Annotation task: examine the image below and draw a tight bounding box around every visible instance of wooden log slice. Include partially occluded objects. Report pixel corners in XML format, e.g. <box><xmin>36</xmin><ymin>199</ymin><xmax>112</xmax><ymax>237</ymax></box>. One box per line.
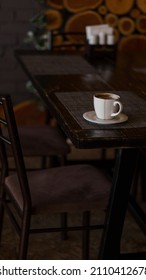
<box><xmin>46</xmin><ymin>0</ymin><xmax>64</xmax><ymax>9</ymax></box>
<box><xmin>119</xmin><ymin>35</ymin><xmax>146</xmax><ymax>52</ymax></box>
<box><xmin>137</xmin><ymin>0</ymin><xmax>146</xmax><ymax>14</ymax></box>
<box><xmin>130</xmin><ymin>8</ymin><xmax>141</xmax><ymax>18</ymax></box>
<box><xmin>98</xmin><ymin>5</ymin><xmax>108</xmax><ymax>15</ymax></box>
<box><xmin>65</xmin><ymin>11</ymin><xmax>103</xmax><ymax>43</ymax></box>
<box><xmin>45</xmin><ymin>9</ymin><xmax>63</xmax><ymax>30</ymax></box>
<box><xmin>105</xmin><ymin>0</ymin><xmax>134</xmax><ymax>15</ymax></box>
<box><xmin>64</xmin><ymin>0</ymin><xmax>103</xmax><ymax>13</ymax></box>
<box><xmin>118</xmin><ymin>17</ymin><xmax>135</xmax><ymax>35</ymax></box>
<box><xmin>136</xmin><ymin>15</ymin><xmax>146</xmax><ymax>33</ymax></box>
<box><xmin>105</xmin><ymin>13</ymin><xmax>118</xmax><ymax>26</ymax></box>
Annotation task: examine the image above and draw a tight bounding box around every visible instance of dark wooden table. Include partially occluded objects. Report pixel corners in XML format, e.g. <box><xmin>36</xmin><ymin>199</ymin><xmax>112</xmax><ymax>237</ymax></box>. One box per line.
<box><xmin>15</xmin><ymin>49</ymin><xmax>146</xmax><ymax>259</ymax></box>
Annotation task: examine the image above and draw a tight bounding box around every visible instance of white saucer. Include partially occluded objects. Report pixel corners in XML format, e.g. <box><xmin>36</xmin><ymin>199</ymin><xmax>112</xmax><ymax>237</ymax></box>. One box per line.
<box><xmin>83</xmin><ymin>111</ymin><xmax>128</xmax><ymax>124</ymax></box>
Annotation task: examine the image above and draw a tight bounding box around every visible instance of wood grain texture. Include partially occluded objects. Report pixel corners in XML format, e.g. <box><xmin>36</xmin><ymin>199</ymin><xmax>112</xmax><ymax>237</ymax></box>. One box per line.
<box><xmin>64</xmin><ymin>0</ymin><xmax>102</xmax><ymax>13</ymax></box>
<box><xmin>98</xmin><ymin>5</ymin><xmax>108</xmax><ymax>15</ymax></box>
<box><xmin>136</xmin><ymin>15</ymin><xmax>146</xmax><ymax>33</ymax></box>
<box><xmin>46</xmin><ymin>0</ymin><xmax>64</xmax><ymax>9</ymax></box>
<box><xmin>105</xmin><ymin>13</ymin><xmax>118</xmax><ymax>26</ymax></box>
<box><xmin>130</xmin><ymin>8</ymin><xmax>141</xmax><ymax>19</ymax></box>
<box><xmin>45</xmin><ymin>9</ymin><xmax>63</xmax><ymax>30</ymax></box>
<box><xmin>65</xmin><ymin>11</ymin><xmax>103</xmax><ymax>31</ymax></box>
<box><xmin>118</xmin><ymin>17</ymin><xmax>135</xmax><ymax>35</ymax></box>
<box><xmin>119</xmin><ymin>34</ymin><xmax>146</xmax><ymax>51</ymax></box>
<box><xmin>137</xmin><ymin>0</ymin><xmax>146</xmax><ymax>13</ymax></box>
<box><xmin>105</xmin><ymin>0</ymin><xmax>134</xmax><ymax>15</ymax></box>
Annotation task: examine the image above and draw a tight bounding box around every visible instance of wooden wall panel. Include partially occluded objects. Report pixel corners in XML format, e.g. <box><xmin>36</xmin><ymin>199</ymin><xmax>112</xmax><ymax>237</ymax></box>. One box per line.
<box><xmin>44</xmin><ymin>0</ymin><xmax>146</xmax><ymax>51</ymax></box>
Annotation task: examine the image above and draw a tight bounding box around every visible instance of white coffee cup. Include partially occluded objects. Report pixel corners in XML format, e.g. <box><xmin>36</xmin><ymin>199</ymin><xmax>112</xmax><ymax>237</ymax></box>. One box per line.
<box><xmin>94</xmin><ymin>92</ymin><xmax>123</xmax><ymax>120</ymax></box>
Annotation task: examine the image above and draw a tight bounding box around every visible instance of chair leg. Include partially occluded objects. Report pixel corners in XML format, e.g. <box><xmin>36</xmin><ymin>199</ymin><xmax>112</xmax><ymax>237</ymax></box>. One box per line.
<box><xmin>139</xmin><ymin>152</ymin><xmax>146</xmax><ymax>201</ymax></box>
<box><xmin>60</xmin><ymin>156</ymin><xmax>68</xmax><ymax>240</ymax></box>
<box><xmin>18</xmin><ymin>213</ymin><xmax>31</xmax><ymax>259</ymax></box>
<box><xmin>0</xmin><ymin>194</ymin><xmax>5</xmax><ymax>242</ymax></box>
<box><xmin>130</xmin><ymin>156</ymin><xmax>140</xmax><ymax>198</ymax></box>
<box><xmin>82</xmin><ymin>211</ymin><xmax>90</xmax><ymax>260</ymax></box>
<box><xmin>61</xmin><ymin>212</ymin><xmax>68</xmax><ymax>240</ymax></box>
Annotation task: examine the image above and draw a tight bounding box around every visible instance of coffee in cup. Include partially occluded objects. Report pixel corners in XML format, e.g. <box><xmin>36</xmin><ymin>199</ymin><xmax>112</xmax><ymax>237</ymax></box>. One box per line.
<box><xmin>94</xmin><ymin>92</ymin><xmax>123</xmax><ymax>120</ymax></box>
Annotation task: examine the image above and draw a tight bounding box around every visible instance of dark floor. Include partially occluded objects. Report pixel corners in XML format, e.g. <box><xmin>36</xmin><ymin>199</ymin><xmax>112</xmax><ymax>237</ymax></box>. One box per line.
<box><xmin>0</xmin><ymin>152</ymin><xmax>146</xmax><ymax>260</ymax></box>
<box><xmin>1</xmin><ymin>205</ymin><xmax>146</xmax><ymax>260</ymax></box>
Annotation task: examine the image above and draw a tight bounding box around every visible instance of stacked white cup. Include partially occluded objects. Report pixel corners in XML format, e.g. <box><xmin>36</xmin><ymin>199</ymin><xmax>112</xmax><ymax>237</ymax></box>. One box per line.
<box><xmin>85</xmin><ymin>24</ymin><xmax>115</xmax><ymax>46</ymax></box>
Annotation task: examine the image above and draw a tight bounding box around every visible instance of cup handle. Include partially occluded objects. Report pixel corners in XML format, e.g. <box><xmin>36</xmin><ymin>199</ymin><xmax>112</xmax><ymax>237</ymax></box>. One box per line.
<box><xmin>111</xmin><ymin>101</ymin><xmax>123</xmax><ymax>117</ymax></box>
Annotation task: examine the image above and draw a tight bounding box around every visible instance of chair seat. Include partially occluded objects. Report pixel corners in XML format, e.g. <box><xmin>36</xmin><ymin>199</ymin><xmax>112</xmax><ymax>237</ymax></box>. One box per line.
<box><xmin>5</xmin><ymin>164</ymin><xmax>111</xmax><ymax>214</ymax></box>
<box><xmin>3</xmin><ymin>125</ymin><xmax>70</xmax><ymax>156</ymax></box>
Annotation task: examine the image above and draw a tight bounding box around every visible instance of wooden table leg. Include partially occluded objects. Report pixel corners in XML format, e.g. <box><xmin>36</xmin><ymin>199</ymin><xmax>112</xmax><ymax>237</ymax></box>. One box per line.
<box><xmin>98</xmin><ymin>148</ymin><xmax>139</xmax><ymax>259</ymax></box>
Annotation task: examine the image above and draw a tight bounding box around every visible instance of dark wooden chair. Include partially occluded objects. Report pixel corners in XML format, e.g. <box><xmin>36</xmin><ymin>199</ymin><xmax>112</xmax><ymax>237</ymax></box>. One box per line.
<box><xmin>3</xmin><ymin>124</ymin><xmax>70</xmax><ymax>169</ymax></box>
<box><xmin>1</xmin><ymin>99</ymin><xmax>70</xmax><ymax>242</ymax></box>
<box><xmin>1</xmin><ymin>98</ymin><xmax>70</xmax><ymax>169</ymax></box>
<box><xmin>0</xmin><ymin>95</ymin><xmax>111</xmax><ymax>259</ymax></box>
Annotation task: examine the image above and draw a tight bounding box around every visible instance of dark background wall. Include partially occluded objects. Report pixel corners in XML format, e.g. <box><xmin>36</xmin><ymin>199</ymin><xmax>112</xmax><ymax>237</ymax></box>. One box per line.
<box><xmin>0</xmin><ymin>0</ymin><xmax>38</xmax><ymax>105</ymax></box>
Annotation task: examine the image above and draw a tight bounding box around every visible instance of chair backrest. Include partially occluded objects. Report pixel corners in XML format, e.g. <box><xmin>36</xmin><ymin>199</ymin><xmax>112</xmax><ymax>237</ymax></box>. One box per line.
<box><xmin>0</xmin><ymin>95</ymin><xmax>31</xmax><ymax>211</ymax></box>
